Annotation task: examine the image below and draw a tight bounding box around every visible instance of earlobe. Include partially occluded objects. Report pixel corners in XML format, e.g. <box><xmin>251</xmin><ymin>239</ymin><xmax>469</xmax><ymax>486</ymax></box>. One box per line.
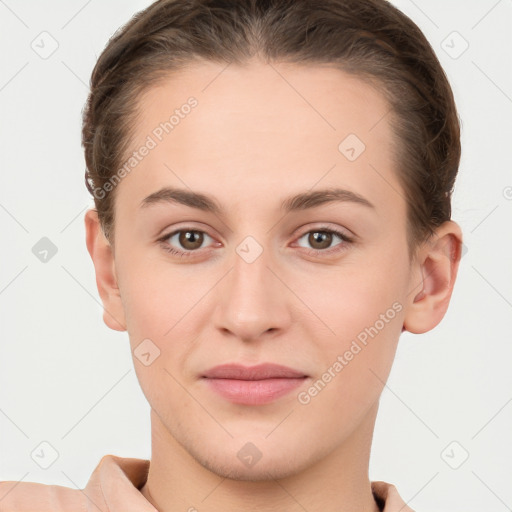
<box><xmin>84</xmin><ymin>208</ymin><xmax>127</xmax><ymax>332</ymax></box>
<box><xmin>403</xmin><ymin>221</ymin><xmax>463</xmax><ymax>334</ymax></box>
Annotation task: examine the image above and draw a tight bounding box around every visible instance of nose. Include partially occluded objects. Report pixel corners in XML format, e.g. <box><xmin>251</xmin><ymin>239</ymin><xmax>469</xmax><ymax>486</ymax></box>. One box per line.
<box><xmin>212</xmin><ymin>241</ymin><xmax>292</xmax><ymax>342</ymax></box>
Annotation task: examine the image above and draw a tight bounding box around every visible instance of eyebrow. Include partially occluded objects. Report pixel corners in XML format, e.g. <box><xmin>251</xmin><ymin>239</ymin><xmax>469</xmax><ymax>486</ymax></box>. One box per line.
<box><xmin>139</xmin><ymin>186</ymin><xmax>375</xmax><ymax>214</ymax></box>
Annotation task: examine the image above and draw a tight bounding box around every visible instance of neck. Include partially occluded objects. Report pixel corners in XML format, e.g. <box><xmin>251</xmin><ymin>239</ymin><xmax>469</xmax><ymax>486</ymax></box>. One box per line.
<box><xmin>140</xmin><ymin>402</ymin><xmax>381</xmax><ymax>512</ymax></box>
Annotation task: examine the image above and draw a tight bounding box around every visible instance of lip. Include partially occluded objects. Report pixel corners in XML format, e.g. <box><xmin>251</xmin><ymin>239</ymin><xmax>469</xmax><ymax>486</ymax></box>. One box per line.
<box><xmin>202</xmin><ymin>363</ymin><xmax>307</xmax><ymax>380</ymax></box>
<box><xmin>201</xmin><ymin>363</ymin><xmax>308</xmax><ymax>405</ymax></box>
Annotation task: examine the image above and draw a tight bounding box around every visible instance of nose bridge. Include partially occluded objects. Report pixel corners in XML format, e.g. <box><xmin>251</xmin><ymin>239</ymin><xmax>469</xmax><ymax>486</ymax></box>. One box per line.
<box><xmin>232</xmin><ymin>238</ymin><xmax>271</xmax><ymax>296</ymax></box>
<box><xmin>213</xmin><ymin>234</ymin><xmax>290</xmax><ymax>340</ymax></box>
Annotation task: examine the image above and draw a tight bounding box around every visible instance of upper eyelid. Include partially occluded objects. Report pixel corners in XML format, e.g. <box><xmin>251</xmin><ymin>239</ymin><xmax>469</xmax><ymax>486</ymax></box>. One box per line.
<box><xmin>159</xmin><ymin>225</ymin><xmax>353</xmax><ymax>250</ymax></box>
<box><xmin>160</xmin><ymin>228</ymin><xmax>215</xmax><ymax>246</ymax></box>
<box><xmin>160</xmin><ymin>224</ymin><xmax>350</xmax><ymax>239</ymax></box>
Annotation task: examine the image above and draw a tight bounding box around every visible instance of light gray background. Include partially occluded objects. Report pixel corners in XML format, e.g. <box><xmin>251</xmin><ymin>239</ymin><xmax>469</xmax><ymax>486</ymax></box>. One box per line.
<box><xmin>0</xmin><ymin>1</ymin><xmax>511</xmax><ymax>511</ymax></box>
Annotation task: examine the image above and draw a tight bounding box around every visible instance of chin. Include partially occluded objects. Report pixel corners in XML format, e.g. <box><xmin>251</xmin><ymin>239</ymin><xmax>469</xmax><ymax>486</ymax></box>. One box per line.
<box><xmin>200</xmin><ymin>455</ymin><xmax>304</xmax><ymax>482</ymax></box>
<box><xmin>190</xmin><ymin>434</ymin><xmax>326</xmax><ymax>482</ymax></box>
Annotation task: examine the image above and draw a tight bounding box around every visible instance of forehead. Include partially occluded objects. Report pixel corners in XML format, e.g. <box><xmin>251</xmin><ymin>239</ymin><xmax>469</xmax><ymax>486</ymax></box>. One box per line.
<box><xmin>134</xmin><ymin>60</ymin><xmax>392</xmax><ymax>151</ymax></box>
<box><xmin>117</xmin><ymin>60</ymin><xmax>400</xmax><ymax>217</ymax></box>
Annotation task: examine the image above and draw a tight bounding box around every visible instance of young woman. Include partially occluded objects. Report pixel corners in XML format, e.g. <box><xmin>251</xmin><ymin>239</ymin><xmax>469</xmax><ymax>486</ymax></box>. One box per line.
<box><xmin>0</xmin><ymin>0</ymin><xmax>463</xmax><ymax>510</ymax></box>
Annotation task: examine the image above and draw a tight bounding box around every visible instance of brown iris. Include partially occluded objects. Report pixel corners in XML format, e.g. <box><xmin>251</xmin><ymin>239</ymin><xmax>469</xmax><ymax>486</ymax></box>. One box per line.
<box><xmin>308</xmin><ymin>231</ymin><xmax>333</xmax><ymax>250</ymax></box>
<box><xmin>178</xmin><ymin>230</ymin><xmax>204</xmax><ymax>250</ymax></box>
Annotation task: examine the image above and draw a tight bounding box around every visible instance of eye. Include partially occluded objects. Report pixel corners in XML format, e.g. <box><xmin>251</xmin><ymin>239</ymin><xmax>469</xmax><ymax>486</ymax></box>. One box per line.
<box><xmin>295</xmin><ymin>227</ymin><xmax>353</xmax><ymax>255</ymax></box>
<box><xmin>157</xmin><ymin>229</ymin><xmax>216</xmax><ymax>257</ymax></box>
<box><xmin>157</xmin><ymin>225</ymin><xmax>354</xmax><ymax>259</ymax></box>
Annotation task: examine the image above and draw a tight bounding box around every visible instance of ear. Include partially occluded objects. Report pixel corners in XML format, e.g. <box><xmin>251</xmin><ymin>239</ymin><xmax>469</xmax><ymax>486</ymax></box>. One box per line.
<box><xmin>84</xmin><ymin>208</ymin><xmax>127</xmax><ymax>332</ymax></box>
<box><xmin>403</xmin><ymin>220</ymin><xmax>463</xmax><ymax>334</ymax></box>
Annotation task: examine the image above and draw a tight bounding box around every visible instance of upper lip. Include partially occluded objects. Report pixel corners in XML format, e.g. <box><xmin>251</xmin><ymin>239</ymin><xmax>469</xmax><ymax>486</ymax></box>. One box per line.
<box><xmin>202</xmin><ymin>363</ymin><xmax>307</xmax><ymax>380</ymax></box>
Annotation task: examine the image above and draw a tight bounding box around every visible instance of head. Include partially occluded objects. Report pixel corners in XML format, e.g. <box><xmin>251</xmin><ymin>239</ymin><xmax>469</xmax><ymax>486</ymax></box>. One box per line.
<box><xmin>83</xmin><ymin>0</ymin><xmax>462</xmax><ymax>480</ymax></box>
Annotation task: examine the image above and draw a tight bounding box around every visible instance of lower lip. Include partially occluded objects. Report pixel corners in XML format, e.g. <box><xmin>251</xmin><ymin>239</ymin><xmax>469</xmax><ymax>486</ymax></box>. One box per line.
<box><xmin>203</xmin><ymin>377</ymin><xmax>307</xmax><ymax>405</ymax></box>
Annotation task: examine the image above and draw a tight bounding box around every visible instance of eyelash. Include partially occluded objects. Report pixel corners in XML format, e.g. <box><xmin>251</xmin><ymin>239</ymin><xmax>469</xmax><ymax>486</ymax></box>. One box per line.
<box><xmin>157</xmin><ymin>226</ymin><xmax>354</xmax><ymax>259</ymax></box>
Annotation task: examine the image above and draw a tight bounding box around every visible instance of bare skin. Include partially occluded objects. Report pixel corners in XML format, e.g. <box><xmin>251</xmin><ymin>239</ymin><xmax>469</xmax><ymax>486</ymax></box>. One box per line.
<box><xmin>85</xmin><ymin>60</ymin><xmax>462</xmax><ymax>512</ymax></box>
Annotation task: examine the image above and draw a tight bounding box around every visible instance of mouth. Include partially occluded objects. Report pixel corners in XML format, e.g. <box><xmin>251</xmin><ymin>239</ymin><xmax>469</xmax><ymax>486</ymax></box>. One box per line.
<box><xmin>201</xmin><ymin>363</ymin><xmax>309</xmax><ymax>405</ymax></box>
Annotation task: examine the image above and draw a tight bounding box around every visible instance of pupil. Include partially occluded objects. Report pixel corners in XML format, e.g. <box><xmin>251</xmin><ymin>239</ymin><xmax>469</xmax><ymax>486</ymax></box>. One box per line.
<box><xmin>310</xmin><ymin>231</ymin><xmax>331</xmax><ymax>249</ymax></box>
<box><xmin>180</xmin><ymin>231</ymin><xmax>203</xmax><ymax>249</ymax></box>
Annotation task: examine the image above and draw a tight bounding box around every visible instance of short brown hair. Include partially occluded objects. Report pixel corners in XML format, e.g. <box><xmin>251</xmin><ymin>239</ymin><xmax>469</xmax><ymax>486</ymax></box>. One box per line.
<box><xmin>82</xmin><ymin>0</ymin><xmax>461</xmax><ymax>253</ymax></box>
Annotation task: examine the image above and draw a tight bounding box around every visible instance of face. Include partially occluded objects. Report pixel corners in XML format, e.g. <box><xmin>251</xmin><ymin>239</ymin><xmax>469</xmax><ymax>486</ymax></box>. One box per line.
<box><xmin>106</xmin><ymin>60</ymin><xmax>416</xmax><ymax>480</ymax></box>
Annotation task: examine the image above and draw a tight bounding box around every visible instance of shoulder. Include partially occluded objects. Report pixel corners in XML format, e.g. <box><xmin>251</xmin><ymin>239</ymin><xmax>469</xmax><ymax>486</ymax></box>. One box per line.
<box><xmin>0</xmin><ymin>455</ymin><xmax>115</xmax><ymax>511</ymax></box>
<box><xmin>0</xmin><ymin>480</ymin><xmax>86</xmax><ymax>511</ymax></box>
<box><xmin>0</xmin><ymin>454</ymin><xmax>149</xmax><ymax>512</ymax></box>
<box><xmin>371</xmin><ymin>480</ymin><xmax>415</xmax><ymax>512</ymax></box>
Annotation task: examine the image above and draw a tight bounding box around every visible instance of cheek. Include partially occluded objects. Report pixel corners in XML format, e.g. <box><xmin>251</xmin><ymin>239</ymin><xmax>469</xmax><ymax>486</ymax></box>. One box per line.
<box><xmin>302</xmin><ymin>253</ymin><xmax>405</xmax><ymax>333</ymax></box>
<box><xmin>116</xmin><ymin>253</ymin><xmax>216</xmax><ymax>387</ymax></box>
<box><xmin>117</xmin><ymin>265</ymin><xmax>200</xmax><ymax>411</ymax></box>
<box><xmin>118</xmin><ymin>278</ymin><xmax>169</xmax><ymax>341</ymax></box>
<box><xmin>294</xmin><ymin>276</ymin><xmax>405</xmax><ymax>429</ymax></box>
<box><xmin>296</xmin><ymin>248</ymin><xmax>408</xmax><ymax>385</ymax></box>
<box><xmin>116</xmin><ymin>247</ymin><xmax>200</xmax><ymax>336</ymax></box>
